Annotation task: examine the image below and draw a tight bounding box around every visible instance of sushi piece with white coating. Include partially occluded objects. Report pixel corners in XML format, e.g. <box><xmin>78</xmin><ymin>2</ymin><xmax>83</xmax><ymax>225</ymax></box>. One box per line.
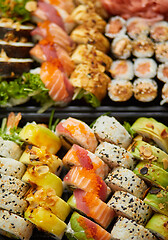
<box><xmin>111</xmin><ymin>35</ymin><xmax>132</xmax><ymax>59</ymax></box>
<box><xmin>108</xmin><ymin>79</ymin><xmax>133</xmax><ymax>102</ymax></box>
<box><xmin>110</xmin><ymin>60</ymin><xmax>134</xmax><ymax>80</ymax></box>
<box><xmin>134</xmin><ymin>58</ymin><xmax>157</xmax><ymax>79</ymax></box>
<box><xmin>155</xmin><ymin>41</ymin><xmax>168</xmax><ymax>62</ymax></box>
<box><xmin>105</xmin><ymin>167</ymin><xmax>147</xmax><ymax>199</ymax></box>
<box><xmin>157</xmin><ymin>63</ymin><xmax>168</xmax><ymax>83</ymax></box>
<box><xmin>95</xmin><ymin>141</ymin><xmax>136</xmax><ymax>170</ymax></box>
<box><xmin>150</xmin><ymin>21</ymin><xmax>168</xmax><ymax>42</ymax></box>
<box><xmin>0</xmin><ymin>137</ymin><xmax>23</xmax><ymax>160</ymax></box>
<box><xmin>92</xmin><ymin>115</ymin><xmax>132</xmax><ymax>149</ymax></box>
<box><xmin>0</xmin><ymin>157</ymin><xmax>26</xmax><ymax>179</ymax></box>
<box><xmin>132</xmin><ymin>37</ymin><xmax>154</xmax><ymax>58</ymax></box>
<box><xmin>133</xmin><ymin>78</ymin><xmax>158</xmax><ymax>102</ymax></box>
<box><xmin>161</xmin><ymin>83</ymin><xmax>168</xmax><ymax>105</ymax></box>
<box><xmin>105</xmin><ymin>16</ymin><xmax>126</xmax><ymax>39</ymax></box>
<box><xmin>107</xmin><ymin>191</ymin><xmax>152</xmax><ymax>226</ymax></box>
<box><xmin>111</xmin><ymin>217</ymin><xmax>157</xmax><ymax>240</ymax></box>
<box><xmin>0</xmin><ymin>209</ymin><xmax>34</xmax><ymax>240</ymax></box>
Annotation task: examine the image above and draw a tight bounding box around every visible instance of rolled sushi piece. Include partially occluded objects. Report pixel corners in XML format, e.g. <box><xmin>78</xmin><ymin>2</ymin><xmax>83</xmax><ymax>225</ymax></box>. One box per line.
<box><xmin>0</xmin><ymin>157</ymin><xmax>26</xmax><ymax>179</ymax></box>
<box><xmin>126</xmin><ymin>17</ymin><xmax>150</xmax><ymax>40</ymax></box>
<box><xmin>146</xmin><ymin>213</ymin><xmax>168</xmax><ymax>240</ymax></box>
<box><xmin>161</xmin><ymin>83</ymin><xmax>168</xmax><ymax>105</ymax></box>
<box><xmin>144</xmin><ymin>187</ymin><xmax>168</xmax><ymax>216</ymax></box>
<box><xmin>92</xmin><ymin>115</ymin><xmax>132</xmax><ymax>149</ymax></box>
<box><xmin>133</xmin><ymin>161</ymin><xmax>168</xmax><ymax>190</ymax></box>
<box><xmin>132</xmin><ymin>37</ymin><xmax>154</xmax><ymax>58</ymax></box>
<box><xmin>111</xmin><ymin>217</ymin><xmax>157</xmax><ymax>240</ymax></box>
<box><xmin>19</xmin><ymin>145</ymin><xmax>63</xmax><ymax>175</ymax></box>
<box><xmin>107</xmin><ymin>191</ymin><xmax>152</xmax><ymax>226</ymax></box>
<box><xmin>95</xmin><ymin>142</ymin><xmax>136</xmax><ymax>170</ymax></box>
<box><xmin>22</xmin><ymin>166</ymin><xmax>63</xmax><ymax>197</ymax></box>
<box><xmin>155</xmin><ymin>41</ymin><xmax>168</xmax><ymax>62</ymax></box>
<box><xmin>128</xmin><ymin>140</ymin><xmax>168</xmax><ymax>171</ymax></box>
<box><xmin>26</xmin><ymin>187</ymin><xmax>71</xmax><ymax>221</ymax></box>
<box><xmin>0</xmin><ymin>136</ymin><xmax>23</xmax><ymax>160</ymax></box>
<box><xmin>67</xmin><ymin>189</ymin><xmax>115</xmax><ymax>229</ymax></box>
<box><xmin>0</xmin><ymin>209</ymin><xmax>34</xmax><ymax>240</ymax></box>
<box><xmin>25</xmin><ymin>206</ymin><xmax>67</xmax><ymax>240</ymax></box>
<box><xmin>150</xmin><ymin>21</ymin><xmax>168</xmax><ymax>42</ymax></box>
<box><xmin>56</xmin><ymin>117</ymin><xmax>98</xmax><ymax>153</ymax></box>
<box><xmin>0</xmin><ymin>189</ymin><xmax>27</xmax><ymax>215</ymax></box>
<box><xmin>108</xmin><ymin>79</ymin><xmax>133</xmax><ymax>102</ymax></box>
<box><xmin>111</xmin><ymin>34</ymin><xmax>132</xmax><ymax>59</ymax></box>
<box><xmin>63</xmin><ymin>166</ymin><xmax>111</xmax><ymax>201</ymax></box>
<box><xmin>62</xmin><ymin>144</ymin><xmax>109</xmax><ymax>179</ymax></box>
<box><xmin>0</xmin><ymin>173</ymin><xmax>29</xmax><ymax>197</ymax></box>
<box><xmin>105</xmin><ymin>16</ymin><xmax>126</xmax><ymax>39</ymax></box>
<box><xmin>134</xmin><ymin>58</ymin><xmax>157</xmax><ymax>79</ymax></box>
<box><xmin>110</xmin><ymin>60</ymin><xmax>134</xmax><ymax>80</ymax></box>
<box><xmin>105</xmin><ymin>167</ymin><xmax>148</xmax><ymax>199</ymax></box>
<box><xmin>133</xmin><ymin>78</ymin><xmax>158</xmax><ymax>102</ymax></box>
<box><xmin>131</xmin><ymin>117</ymin><xmax>168</xmax><ymax>153</ymax></box>
<box><xmin>66</xmin><ymin>212</ymin><xmax>112</xmax><ymax>240</ymax></box>
<box><xmin>157</xmin><ymin>63</ymin><xmax>168</xmax><ymax>83</ymax></box>
<box><xmin>19</xmin><ymin>123</ymin><xmax>61</xmax><ymax>155</ymax></box>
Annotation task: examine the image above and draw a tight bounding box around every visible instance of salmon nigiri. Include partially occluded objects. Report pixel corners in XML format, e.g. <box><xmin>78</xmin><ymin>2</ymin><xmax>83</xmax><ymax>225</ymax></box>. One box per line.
<box><xmin>56</xmin><ymin>117</ymin><xmax>98</xmax><ymax>152</ymax></box>
<box><xmin>42</xmin><ymin>0</ymin><xmax>75</xmax><ymax>14</ymax></box>
<box><xmin>30</xmin><ymin>40</ymin><xmax>74</xmax><ymax>76</ymax></box>
<box><xmin>68</xmin><ymin>189</ymin><xmax>115</xmax><ymax>229</ymax></box>
<box><xmin>62</xmin><ymin>144</ymin><xmax>109</xmax><ymax>179</ymax></box>
<box><xmin>31</xmin><ymin>20</ymin><xmax>75</xmax><ymax>52</ymax></box>
<box><xmin>63</xmin><ymin>167</ymin><xmax>111</xmax><ymax>201</ymax></box>
<box><xmin>40</xmin><ymin>60</ymin><xmax>74</xmax><ymax>103</ymax></box>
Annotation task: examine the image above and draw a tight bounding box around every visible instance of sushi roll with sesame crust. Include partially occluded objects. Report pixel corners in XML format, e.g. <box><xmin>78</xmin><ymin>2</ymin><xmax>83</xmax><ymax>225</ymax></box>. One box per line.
<box><xmin>95</xmin><ymin>142</ymin><xmax>136</xmax><ymax>170</ymax></box>
<box><xmin>133</xmin><ymin>78</ymin><xmax>158</xmax><ymax>102</ymax></box>
<box><xmin>110</xmin><ymin>60</ymin><xmax>134</xmax><ymax>80</ymax></box>
<box><xmin>0</xmin><ymin>209</ymin><xmax>34</xmax><ymax>240</ymax></box>
<box><xmin>92</xmin><ymin>115</ymin><xmax>132</xmax><ymax>149</ymax></box>
<box><xmin>0</xmin><ymin>137</ymin><xmax>23</xmax><ymax>160</ymax></box>
<box><xmin>134</xmin><ymin>58</ymin><xmax>157</xmax><ymax>79</ymax></box>
<box><xmin>146</xmin><ymin>213</ymin><xmax>168</xmax><ymax>240</ymax></box>
<box><xmin>155</xmin><ymin>41</ymin><xmax>168</xmax><ymax>62</ymax></box>
<box><xmin>150</xmin><ymin>21</ymin><xmax>168</xmax><ymax>42</ymax></box>
<box><xmin>107</xmin><ymin>191</ymin><xmax>152</xmax><ymax>226</ymax></box>
<box><xmin>0</xmin><ymin>157</ymin><xmax>26</xmax><ymax>179</ymax></box>
<box><xmin>111</xmin><ymin>217</ymin><xmax>157</xmax><ymax>240</ymax></box>
<box><xmin>105</xmin><ymin>16</ymin><xmax>126</xmax><ymax>39</ymax></box>
<box><xmin>105</xmin><ymin>167</ymin><xmax>147</xmax><ymax>199</ymax></box>
<box><xmin>108</xmin><ymin>80</ymin><xmax>133</xmax><ymax>102</ymax></box>
<box><xmin>161</xmin><ymin>83</ymin><xmax>168</xmax><ymax>105</ymax></box>
<box><xmin>111</xmin><ymin>35</ymin><xmax>132</xmax><ymax>59</ymax></box>
<box><xmin>132</xmin><ymin>37</ymin><xmax>154</xmax><ymax>58</ymax></box>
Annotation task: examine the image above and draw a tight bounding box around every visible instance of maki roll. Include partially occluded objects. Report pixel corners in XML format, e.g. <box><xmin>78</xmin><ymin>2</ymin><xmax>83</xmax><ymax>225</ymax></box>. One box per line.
<box><xmin>126</xmin><ymin>17</ymin><xmax>150</xmax><ymax>40</ymax></box>
<box><xmin>67</xmin><ymin>189</ymin><xmax>115</xmax><ymax>229</ymax></box>
<box><xmin>133</xmin><ymin>161</ymin><xmax>168</xmax><ymax>190</ymax></box>
<box><xmin>134</xmin><ymin>58</ymin><xmax>157</xmax><ymax>79</ymax></box>
<box><xmin>157</xmin><ymin>63</ymin><xmax>168</xmax><ymax>83</ymax></box>
<box><xmin>105</xmin><ymin>16</ymin><xmax>126</xmax><ymax>39</ymax></box>
<box><xmin>133</xmin><ymin>78</ymin><xmax>158</xmax><ymax>102</ymax></box>
<box><xmin>95</xmin><ymin>141</ymin><xmax>136</xmax><ymax>170</ymax></box>
<box><xmin>111</xmin><ymin>35</ymin><xmax>132</xmax><ymax>59</ymax></box>
<box><xmin>155</xmin><ymin>41</ymin><xmax>168</xmax><ymax>62</ymax></box>
<box><xmin>132</xmin><ymin>37</ymin><xmax>154</xmax><ymax>58</ymax></box>
<box><xmin>62</xmin><ymin>144</ymin><xmax>109</xmax><ymax>179</ymax></box>
<box><xmin>66</xmin><ymin>212</ymin><xmax>112</xmax><ymax>240</ymax></box>
<box><xmin>63</xmin><ymin>167</ymin><xmax>111</xmax><ymax>201</ymax></box>
<box><xmin>108</xmin><ymin>191</ymin><xmax>152</xmax><ymax>225</ymax></box>
<box><xmin>111</xmin><ymin>217</ymin><xmax>157</xmax><ymax>240</ymax></box>
<box><xmin>92</xmin><ymin>115</ymin><xmax>132</xmax><ymax>149</ymax></box>
<box><xmin>150</xmin><ymin>21</ymin><xmax>168</xmax><ymax>42</ymax></box>
<box><xmin>108</xmin><ymin>79</ymin><xmax>133</xmax><ymax>102</ymax></box>
<box><xmin>56</xmin><ymin>117</ymin><xmax>98</xmax><ymax>152</ymax></box>
<box><xmin>144</xmin><ymin>187</ymin><xmax>168</xmax><ymax>216</ymax></box>
<box><xmin>105</xmin><ymin>167</ymin><xmax>147</xmax><ymax>199</ymax></box>
<box><xmin>146</xmin><ymin>213</ymin><xmax>168</xmax><ymax>240</ymax></box>
<box><xmin>110</xmin><ymin>60</ymin><xmax>134</xmax><ymax>80</ymax></box>
<box><xmin>161</xmin><ymin>83</ymin><xmax>168</xmax><ymax>105</ymax></box>
<box><xmin>0</xmin><ymin>209</ymin><xmax>34</xmax><ymax>240</ymax></box>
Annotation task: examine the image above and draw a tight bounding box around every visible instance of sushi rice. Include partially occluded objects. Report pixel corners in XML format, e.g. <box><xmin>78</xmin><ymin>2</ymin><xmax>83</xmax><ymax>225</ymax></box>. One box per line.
<box><xmin>111</xmin><ymin>34</ymin><xmax>132</xmax><ymax>59</ymax></box>
<box><xmin>105</xmin><ymin>16</ymin><xmax>126</xmax><ymax>39</ymax></box>
<box><xmin>134</xmin><ymin>58</ymin><xmax>157</xmax><ymax>79</ymax></box>
<box><xmin>110</xmin><ymin>60</ymin><xmax>134</xmax><ymax>80</ymax></box>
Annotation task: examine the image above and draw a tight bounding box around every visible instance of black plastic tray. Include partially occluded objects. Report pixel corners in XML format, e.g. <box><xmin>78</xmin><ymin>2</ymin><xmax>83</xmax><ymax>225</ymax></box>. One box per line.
<box><xmin>0</xmin><ymin>109</ymin><xmax>168</xmax><ymax>240</ymax></box>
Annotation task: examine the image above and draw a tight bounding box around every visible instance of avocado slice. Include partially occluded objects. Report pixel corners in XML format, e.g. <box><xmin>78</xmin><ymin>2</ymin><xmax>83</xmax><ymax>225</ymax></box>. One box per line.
<box><xmin>133</xmin><ymin>161</ymin><xmax>168</xmax><ymax>190</ymax></box>
<box><xmin>144</xmin><ymin>187</ymin><xmax>168</xmax><ymax>216</ymax></box>
<box><xmin>131</xmin><ymin>118</ymin><xmax>168</xmax><ymax>153</ymax></box>
<box><xmin>128</xmin><ymin>140</ymin><xmax>168</xmax><ymax>171</ymax></box>
<box><xmin>146</xmin><ymin>213</ymin><xmax>168</xmax><ymax>240</ymax></box>
<box><xmin>19</xmin><ymin>123</ymin><xmax>61</xmax><ymax>154</ymax></box>
<box><xmin>22</xmin><ymin>166</ymin><xmax>63</xmax><ymax>197</ymax></box>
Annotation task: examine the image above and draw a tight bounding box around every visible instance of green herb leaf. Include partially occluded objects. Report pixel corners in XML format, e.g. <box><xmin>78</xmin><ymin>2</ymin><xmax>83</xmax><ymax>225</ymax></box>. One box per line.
<box><xmin>74</xmin><ymin>88</ymin><xmax>100</xmax><ymax>108</ymax></box>
<box><xmin>123</xmin><ymin>121</ymin><xmax>136</xmax><ymax>137</ymax></box>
